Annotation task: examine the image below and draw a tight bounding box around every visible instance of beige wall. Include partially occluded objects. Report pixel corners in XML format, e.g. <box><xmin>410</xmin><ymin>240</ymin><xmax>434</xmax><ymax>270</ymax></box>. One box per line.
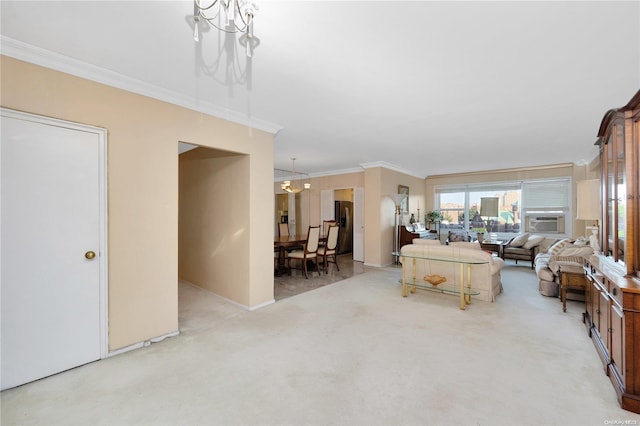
<box><xmin>376</xmin><ymin>168</ymin><xmax>425</xmax><ymax>266</ymax></box>
<box><xmin>179</xmin><ymin>148</ymin><xmax>251</xmax><ymax>303</ymax></box>
<box><xmin>425</xmin><ymin>162</ymin><xmax>597</xmax><ymax>239</ymax></box>
<box><xmin>273</xmin><ymin>168</ymin><xmax>425</xmax><ymax>267</ymax></box>
<box><xmin>1</xmin><ymin>56</ymin><xmax>275</xmax><ymax>350</ymax></box>
<box><xmin>273</xmin><ymin>171</ymin><xmax>365</xmax><ymax>234</ymax></box>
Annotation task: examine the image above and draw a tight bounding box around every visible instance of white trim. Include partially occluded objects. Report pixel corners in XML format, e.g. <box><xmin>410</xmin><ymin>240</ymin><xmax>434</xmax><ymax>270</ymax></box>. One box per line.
<box><xmin>248</xmin><ymin>299</ymin><xmax>276</xmax><ymax>311</ymax></box>
<box><xmin>107</xmin><ymin>331</ymin><xmax>180</xmax><ymax>357</ymax></box>
<box><xmin>360</xmin><ymin>161</ymin><xmax>424</xmax><ymax>179</ymax></box>
<box><xmin>273</xmin><ymin>162</ymin><xmax>424</xmax><ymax>183</ymax></box>
<box><xmin>1</xmin><ymin>36</ymin><xmax>283</xmax><ymax>135</ymax></box>
<box><xmin>0</xmin><ymin>107</ymin><xmax>110</xmax><ymax>360</ymax></box>
<box><xmin>180</xmin><ymin>279</ymin><xmax>275</xmax><ymax>311</ymax></box>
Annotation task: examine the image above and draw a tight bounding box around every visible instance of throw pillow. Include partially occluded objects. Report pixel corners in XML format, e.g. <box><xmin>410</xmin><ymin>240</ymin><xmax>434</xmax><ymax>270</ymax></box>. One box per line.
<box><xmin>523</xmin><ymin>235</ymin><xmax>545</xmax><ymax>249</ymax></box>
<box><xmin>554</xmin><ymin>245</ymin><xmax>593</xmax><ymax>258</ymax></box>
<box><xmin>448</xmin><ymin>231</ymin><xmax>468</xmax><ymax>242</ymax></box>
<box><xmin>538</xmin><ymin>238</ymin><xmax>560</xmax><ymax>253</ymax></box>
<box><xmin>547</xmin><ymin>238</ymin><xmax>571</xmax><ymax>256</ymax></box>
<box><xmin>509</xmin><ymin>233</ymin><xmax>529</xmax><ymax>247</ymax></box>
<box><xmin>573</xmin><ymin>237</ymin><xmax>589</xmax><ymax>247</ymax></box>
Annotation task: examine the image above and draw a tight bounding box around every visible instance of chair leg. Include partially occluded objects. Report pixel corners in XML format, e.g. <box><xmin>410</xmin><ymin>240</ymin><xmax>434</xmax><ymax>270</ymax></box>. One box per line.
<box><xmin>314</xmin><ymin>257</ymin><xmax>320</xmax><ymax>277</ymax></box>
<box><xmin>333</xmin><ymin>254</ymin><xmax>339</xmax><ymax>271</ymax></box>
<box><xmin>302</xmin><ymin>257</ymin><xmax>308</xmax><ymax>279</ymax></box>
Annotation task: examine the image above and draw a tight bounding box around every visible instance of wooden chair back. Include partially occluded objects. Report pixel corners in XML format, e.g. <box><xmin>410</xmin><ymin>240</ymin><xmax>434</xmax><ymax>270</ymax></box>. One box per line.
<box><xmin>305</xmin><ymin>226</ymin><xmax>321</xmax><ymax>253</ymax></box>
<box><xmin>325</xmin><ymin>225</ymin><xmax>340</xmax><ymax>251</ymax></box>
<box><xmin>322</xmin><ymin>220</ymin><xmax>337</xmax><ymax>236</ymax></box>
<box><xmin>278</xmin><ymin>222</ymin><xmax>290</xmax><ymax>237</ymax></box>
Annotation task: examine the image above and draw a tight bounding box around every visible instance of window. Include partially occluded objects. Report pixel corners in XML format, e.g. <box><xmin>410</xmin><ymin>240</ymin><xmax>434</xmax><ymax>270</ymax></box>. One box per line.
<box><xmin>435</xmin><ymin>178</ymin><xmax>570</xmax><ymax>238</ymax></box>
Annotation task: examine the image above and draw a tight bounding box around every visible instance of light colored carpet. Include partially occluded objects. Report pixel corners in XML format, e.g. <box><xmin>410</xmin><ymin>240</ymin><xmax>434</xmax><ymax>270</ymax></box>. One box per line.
<box><xmin>2</xmin><ymin>264</ymin><xmax>640</xmax><ymax>426</ymax></box>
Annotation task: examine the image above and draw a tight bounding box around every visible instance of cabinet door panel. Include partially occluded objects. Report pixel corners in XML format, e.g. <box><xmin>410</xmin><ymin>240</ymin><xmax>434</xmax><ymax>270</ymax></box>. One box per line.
<box><xmin>600</xmin><ymin>290</ymin><xmax>610</xmax><ymax>349</ymax></box>
<box><xmin>592</xmin><ymin>281</ymin><xmax>602</xmax><ymax>335</ymax></box>
<box><xmin>611</xmin><ymin>303</ymin><xmax>624</xmax><ymax>383</ymax></box>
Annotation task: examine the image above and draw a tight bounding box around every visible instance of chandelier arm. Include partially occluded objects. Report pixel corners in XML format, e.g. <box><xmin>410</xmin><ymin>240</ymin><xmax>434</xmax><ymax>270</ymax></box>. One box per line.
<box><xmin>195</xmin><ymin>0</ymin><xmax>222</xmax><ymax>12</ymax></box>
<box><xmin>197</xmin><ymin>3</ymin><xmax>252</xmax><ymax>33</ymax></box>
<box><xmin>233</xmin><ymin>2</ymin><xmax>251</xmax><ymax>28</ymax></box>
<box><xmin>202</xmin><ymin>20</ymin><xmax>249</xmax><ymax>34</ymax></box>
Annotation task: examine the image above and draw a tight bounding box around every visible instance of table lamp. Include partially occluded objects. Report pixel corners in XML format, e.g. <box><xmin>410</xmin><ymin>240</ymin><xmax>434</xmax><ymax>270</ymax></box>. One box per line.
<box><xmin>576</xmin><ymin>179</ymin><xmax>600</xmax><ymax>252</ymax></box>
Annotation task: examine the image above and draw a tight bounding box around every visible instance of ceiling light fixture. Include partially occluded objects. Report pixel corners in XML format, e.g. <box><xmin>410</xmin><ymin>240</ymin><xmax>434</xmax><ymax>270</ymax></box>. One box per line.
<box><xmin>193</xmin><ymin>0</ymin><xmax>259</xmax><ymax>57</ymax></box>
<box><xmin>281</xmin><ymin>158</ymin><xmax>311</xmax><ymax>194</ymax></box>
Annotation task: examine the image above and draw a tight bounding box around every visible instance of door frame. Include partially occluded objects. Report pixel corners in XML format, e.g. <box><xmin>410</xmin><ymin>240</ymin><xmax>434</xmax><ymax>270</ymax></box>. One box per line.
<box><xmin>320</xmin><ymin>187</ymin><xmax>364</xmax><ymax>262</ymax></box>
<box><xmin>1</xmin><ymin>108</ymin><xmax>109</xmax><ymax>358</ymax></box>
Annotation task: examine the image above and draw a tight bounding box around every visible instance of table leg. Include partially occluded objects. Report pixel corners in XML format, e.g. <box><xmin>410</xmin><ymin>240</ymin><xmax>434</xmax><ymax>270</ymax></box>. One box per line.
<box><xmin>402</xmin><ymin>256</ymin><xmax>407</xmax><ymax>297</ymax></box>
<box><xmin>275</xmin><ymin>246</ymin><xmax>286</xmax><ymax>276</ymax></box>
<box><xmin>465</xmin><ymin>264</ymin><xmax>472</xmax><ymax>305</ymax></box>
<box><xmin>561</xmin><ymin>274</ymin><xmax>567</xmax><ymax>312</ymax></box>
<box><xmin>459</xmin><ymin>264</ymin><xmax>465</xmax><ymax>310</ymax></box>
<box><xmin>411</xmin><ymin>258</ymin><xmax>417</xmax><ymax>293</ymax></box>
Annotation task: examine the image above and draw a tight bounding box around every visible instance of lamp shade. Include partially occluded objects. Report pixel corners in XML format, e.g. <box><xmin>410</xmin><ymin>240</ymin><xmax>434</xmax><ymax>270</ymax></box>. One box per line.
<box><xmin>480</xmin><ymin>197</ymin><xmax>499</xmax><ymax>217</ymax></box>
<box><xmin>390</xmin><ymin>193</ymin><xmax>406</xmax><ymax>206</ymax></box>
<box><xmin>576</xmin><ymin>179</ymin><xmax>600</xmax><ymax>220</ymax></box>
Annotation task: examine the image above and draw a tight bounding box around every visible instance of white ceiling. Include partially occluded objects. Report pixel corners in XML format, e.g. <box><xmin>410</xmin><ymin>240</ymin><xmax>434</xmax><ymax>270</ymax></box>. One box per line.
<box><xmin>2</xmin><ymin>1</ymin><xmax>639</xmax><ymax>179</ymax></box>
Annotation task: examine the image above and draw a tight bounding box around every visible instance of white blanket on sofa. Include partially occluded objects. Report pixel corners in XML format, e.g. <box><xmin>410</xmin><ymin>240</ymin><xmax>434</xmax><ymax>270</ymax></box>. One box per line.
<box><xmin>399</xmin><ymin>242</ymin><xmax>505</xmax><ymax>302</ymax></box>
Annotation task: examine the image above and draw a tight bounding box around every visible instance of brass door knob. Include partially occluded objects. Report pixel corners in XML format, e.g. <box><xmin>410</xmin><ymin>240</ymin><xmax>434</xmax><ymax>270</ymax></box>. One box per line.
<box><xmin>85</xmin><ymin>251</ymin><xmax>96</xmax><ymax>260</ymax></box>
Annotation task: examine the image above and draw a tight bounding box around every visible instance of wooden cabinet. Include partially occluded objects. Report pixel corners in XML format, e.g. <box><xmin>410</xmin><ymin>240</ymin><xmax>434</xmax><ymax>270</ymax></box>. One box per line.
<box><xmin>582</xmin><ymin>90</ymin><xmax>640</xmax><ymax>414</ymax></box>
<box><xmin>397</xmin><ymin>225</ymin><xmax>438</xmax><ymax>250</ymax></box>
<box><xmin>596</xmin><ymin>89</ymin><xmax>640</xmax><ymax>278</ymax></box>
<box><xmin>585</xmin><ymin>256</ymin><xmax>640</xmax><ymax>414</ymax></box>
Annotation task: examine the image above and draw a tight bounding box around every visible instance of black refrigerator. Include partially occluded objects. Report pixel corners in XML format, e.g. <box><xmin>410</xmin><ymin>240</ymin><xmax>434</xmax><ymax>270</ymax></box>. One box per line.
<box><xmin>334</xmin><ymin>200</ymin><xmax>353</xmax><ymax>254</ymax></box>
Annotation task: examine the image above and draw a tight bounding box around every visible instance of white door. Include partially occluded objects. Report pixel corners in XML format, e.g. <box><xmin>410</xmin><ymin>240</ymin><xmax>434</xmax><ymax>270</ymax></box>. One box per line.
<box><xmin>320</xmin><ymin>189</ymin><xmax>335</xmax><ymax>222</ymax></box>
<box><xmin>1</xmin><ymin>109</ymin><xmax>107</xmax><ymax>390</ymax></box>
<box><xmin>353</xmin><ymin>187</ymin><xmax>364</xmax><ymax>262</ymax></box>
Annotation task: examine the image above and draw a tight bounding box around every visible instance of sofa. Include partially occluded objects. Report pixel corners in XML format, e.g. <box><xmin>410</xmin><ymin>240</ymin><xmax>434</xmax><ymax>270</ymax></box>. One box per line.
<box><xmin>534</xmin><ymin>237</ymin><xmax>593</xmax><ymax>297</ymax></box>
<box><xmin>400</xmin><ymin>239</ymin><xmax>505</xmax><ymax>302</ymax></box>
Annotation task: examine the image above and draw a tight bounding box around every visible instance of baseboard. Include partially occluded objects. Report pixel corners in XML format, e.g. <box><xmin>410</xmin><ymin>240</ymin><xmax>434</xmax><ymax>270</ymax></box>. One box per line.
<box><xmin>180</xmin><ymin>279</ymin><xmax>275</xmax><ymax>311</ymax></box>
<box><xmin>108</xmin><ymin>330</ymin><xmax>180</xmax><ymax>357</ymax></box>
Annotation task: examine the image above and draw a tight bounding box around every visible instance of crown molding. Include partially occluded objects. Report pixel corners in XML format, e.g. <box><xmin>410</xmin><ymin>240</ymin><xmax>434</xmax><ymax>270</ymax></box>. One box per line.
<box><xmin>0</xmin><ymin>36</ymin><xmax>283</xmax><ymax>135</ymax></box>
<box><xmin>309</xmin><ymin>167</ymin><xmax>365</xmax><ymax>179</ymax></box>
<box><xmin>425</xmin><ymin>162</ymin><xmax>574</xmax><ymax>180</ymax></box>
<box><xmin>360</xmin><ymin>161</ymin><xmax>424</xmax><ymax>179</ymax></box>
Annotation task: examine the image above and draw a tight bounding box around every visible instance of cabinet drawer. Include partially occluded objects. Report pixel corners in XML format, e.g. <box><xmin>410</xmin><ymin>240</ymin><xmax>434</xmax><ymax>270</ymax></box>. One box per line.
<box><xmin>610</xmin><ymin>283</ymin><xmax>623</xmax><ymax>307</ymax></box>
<box><xmin>563</xmin><ymin>272</ymin><xmax>587</xmax><ymax>288</ymax></box>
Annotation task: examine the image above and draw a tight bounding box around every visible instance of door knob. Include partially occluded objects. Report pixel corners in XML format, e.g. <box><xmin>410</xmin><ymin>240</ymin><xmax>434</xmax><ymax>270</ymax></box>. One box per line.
<box><xmin>85</xmin><ymin>251</ymin><xmax>96</xmax><ymax>260</ymax></box>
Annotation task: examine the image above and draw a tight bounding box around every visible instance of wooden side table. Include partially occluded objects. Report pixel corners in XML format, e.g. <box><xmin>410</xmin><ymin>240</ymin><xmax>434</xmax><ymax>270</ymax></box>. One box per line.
<box><xmin>480</xmin><ymin>241</ymin><xmax>504</xmax><ymax>257</ymax></box>
<box><xmin>559</xmin><ymin>267</ymin><xmax>587</xmax><ymax>312</ymax></box>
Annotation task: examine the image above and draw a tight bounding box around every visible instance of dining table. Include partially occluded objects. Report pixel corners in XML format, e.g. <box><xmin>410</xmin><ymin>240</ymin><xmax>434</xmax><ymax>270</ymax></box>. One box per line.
<box><xmin>274</xmin><ymin>234</ymin><xmax>326</xmax><ymax>276</ymax></box>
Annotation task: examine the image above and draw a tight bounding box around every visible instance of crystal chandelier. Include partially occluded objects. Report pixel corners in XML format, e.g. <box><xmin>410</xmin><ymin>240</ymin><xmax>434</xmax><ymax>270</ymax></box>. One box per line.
<box><xmin>281</xmin><ymin>158</ymin><xmax>311</xmax><ymax>194</ymax></box>
<box><xmin>193</xmin><ymin>0</ymin><xmax>259</xmax><ymax>57</ymax></box>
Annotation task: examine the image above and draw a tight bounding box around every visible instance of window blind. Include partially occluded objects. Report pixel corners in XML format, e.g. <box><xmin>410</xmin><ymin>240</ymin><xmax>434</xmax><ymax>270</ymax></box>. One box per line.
<box><xmin>522</xmin><ymin>179</ymin><xmax>570</xmax><ymax>210</ymax></box>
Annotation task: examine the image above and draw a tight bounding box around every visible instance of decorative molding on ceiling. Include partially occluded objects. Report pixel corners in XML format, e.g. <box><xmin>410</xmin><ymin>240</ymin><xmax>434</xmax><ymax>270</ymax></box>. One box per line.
<box><xmin>360</xmin><ymin>161</ymin><xmax>424</xmax><ymax>179</ymax></box>
<box><xmin>0</xmin><ymin>36</ymin><xmax>283</xmax><ymax>135</ymax></box>
<box><xmin>273</xmin><ymin>166</ymin><xmax>364</xmax><ymax>182</ymax></box>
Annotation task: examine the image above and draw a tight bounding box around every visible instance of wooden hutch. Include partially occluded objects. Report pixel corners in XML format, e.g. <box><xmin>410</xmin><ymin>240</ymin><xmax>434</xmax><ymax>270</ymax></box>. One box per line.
<box><xmin>583</xmin><ymin>89</ymin><xmax>640</xmax><ymax>414</ymax></box>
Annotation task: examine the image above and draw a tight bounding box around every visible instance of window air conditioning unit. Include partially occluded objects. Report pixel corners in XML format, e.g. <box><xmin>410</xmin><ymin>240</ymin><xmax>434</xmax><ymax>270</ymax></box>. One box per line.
<box><xmin>526</xmin><ymin>215</ymin><xmax>565</xmax><ymax>234</ymax></box>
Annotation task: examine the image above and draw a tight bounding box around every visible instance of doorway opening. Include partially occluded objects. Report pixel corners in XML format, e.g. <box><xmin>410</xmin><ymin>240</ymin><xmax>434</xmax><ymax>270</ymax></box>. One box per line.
<box><xmin>178</xmin><ymin>143</ymin><xmax>250</xmax><ymax>328</ymax></box>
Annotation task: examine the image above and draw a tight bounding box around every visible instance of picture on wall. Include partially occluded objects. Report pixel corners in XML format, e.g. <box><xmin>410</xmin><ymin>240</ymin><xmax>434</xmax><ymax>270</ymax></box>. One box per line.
<box><xmin>398</xmin><ymin>185</ymin><xmax>409</xmax><ymax>213</ymax></box>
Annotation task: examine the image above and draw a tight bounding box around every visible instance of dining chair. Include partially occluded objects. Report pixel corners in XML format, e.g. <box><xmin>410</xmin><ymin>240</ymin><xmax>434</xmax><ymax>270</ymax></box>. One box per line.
<box><xmin>322</xmin><ymin>220</ymin><xmax>337</xmax><ymax>236</ymax></box>
<box><xmin>317</xmin><ymin>224</ymin><xmax>340</xmax><ymax>274</ymax></box>
<box><xmin>278</xmin><ymin>222</ymin><xmax>290</xmax><ymax>237</ymax></box>
<box><xmin>319</xmin><ymin>220</ymin><xmax>337</xmax><ymax>248</ymax></box>
<box><xmin>287</xmin><ymin>226</ymin><xmax>321</xmax><ymax>278</ymax></box>
<box><xmin>279</xmin><ymin>221</ymin><xmax>303</xmax><ymax>254</ymax></box>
